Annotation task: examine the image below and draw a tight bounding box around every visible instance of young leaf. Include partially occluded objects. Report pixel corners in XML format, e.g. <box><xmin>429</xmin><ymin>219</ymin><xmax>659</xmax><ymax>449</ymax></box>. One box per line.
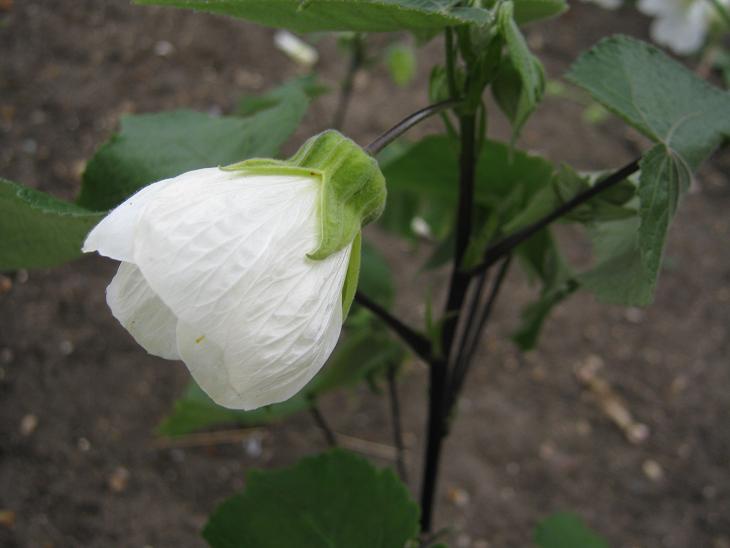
<box><xmin>203</xmin><ymin>450</ymin><xmax>419</xmax><ymax>548</ymax></box>
<box><xmin>79</xmin><ymin>88</ymin><xmax>309</xmax><ymax>211</ymax></box>
<box><xmin>567</xmin><ymin>35</ymin><xmax>730</xmax><ymax>169</ymax></box>
<box><xmin>135</xmin><ymin>0</ymin><xmax>491</xmax><ymax>33</ymax></box>
<box><xmin>512</xmin><ymin>0</ymin><xmax>567</xmax><ymax>24</ymax></box>
<box><xmin>637</xmin><ymin>144</ymin><xmax>691</xmax><ymax>296</ymax></box>
<box><xmin>0</xmin><ymin>178</ymin><xmax>103</xmax><ymax>271</ymax></box>
<box><xmin>386</xmin><ymin>43</ymin><xmax>417</xmax><ymax>87</ymax></box>
<box><xmin>534</xmin><ymin>512</ymin><xmax>609</xmax><ymax>548</ymax></box>
<box><xmin>496</xmin><ymin>2</ymin><xmax>545</xmax><ymax>141</ymax></box>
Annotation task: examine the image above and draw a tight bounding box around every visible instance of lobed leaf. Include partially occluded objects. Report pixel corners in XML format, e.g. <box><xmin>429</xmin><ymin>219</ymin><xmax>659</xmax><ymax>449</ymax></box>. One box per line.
<box><xmin>135</xmin><ymin>0</ymin><xmax>491</xmax><ymax>33</ymax></box>
<box><xmin>0</xmin><ymin>179</ymin><xmax>103</xmax><ymax>271</ymax></box>
<box><xmin>79</xmin><ymin>86</ymin><xmax>309</xmax><ymax>211</ymax></box>
<box><xmin>567</xmin><ymin>35</ymin><xmax>730</xmax><ymax>169</ymax></box>
<box><xmin>203</xmin><ymin>450</ymin><xmax>419</xmax><ymax>548</ymax></box>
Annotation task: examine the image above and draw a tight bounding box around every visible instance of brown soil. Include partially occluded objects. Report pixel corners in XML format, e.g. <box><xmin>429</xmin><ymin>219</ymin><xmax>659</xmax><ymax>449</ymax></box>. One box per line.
<box><xmin>1</xmin><ymin>2</ymin><xmax>729</xmax><ymax>547</ymax></box>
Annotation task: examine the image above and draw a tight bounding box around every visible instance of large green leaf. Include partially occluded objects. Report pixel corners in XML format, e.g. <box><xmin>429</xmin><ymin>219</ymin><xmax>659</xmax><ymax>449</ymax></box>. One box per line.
<box><xmin>158</xmin><ymin>325</ymin><xmax>405</xmax><ymax>436</ymax></box>
<box><xmin>203</xmin><ymin>450</ymin><xmax>419</xmax><ymax>548</ymax></box>
<box><xmin>579</xmin><ymin>216</ymin><xmax>652</xmax><ymax>305</ymax></box>
<box><xmin>0</xmin><ymin>179</ymin><xmax>103</xmax><ymax>271</ymax></box>
<box><xmin>577</xmin><ymin>148</ymin><xmax>687</xmax><ymax>307</ymax></box>
<box><xmin>534</xmin><ymin>512</ymin><xmax>609</xmax><ymax>548</ymax></box>
<box><xmin>381</xmin><ymin>136</ymin><xmax>555</xmax><ymax>218</ymax></box>
<box><xmin>78</xmin><ymin>88</ymin><xmax>309</xmax><ymax>211</ymax></box>
<box><xmin>637</xmin><ymin>144</ymin><xmax>691</xmax><ymax>296</ymax></box>
<box><xmin>135</xmin><ymin>0</ymin><xmax>491</xmax><ymax>33</ymax></box>
<box><xmin>567</xmin><ymin>35</ymin><xmax>730</xmax><ymax>169</ymax></box>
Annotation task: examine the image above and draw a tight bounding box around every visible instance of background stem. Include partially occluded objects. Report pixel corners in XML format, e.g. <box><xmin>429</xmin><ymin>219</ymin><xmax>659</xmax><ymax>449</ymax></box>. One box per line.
<box><xmin>309</xmin><ymin>405</ymin><xmax>337</xmax><ymax>447</ymax></box>
<box><xmin>333</xmin><ymin>34</ymin><xmax>364</xmax><ymax>131</ymax></box>
<box><xmin>387</xmin><ymin>365</ymin><xmax>408</xmax><ymax>483</ymax></box>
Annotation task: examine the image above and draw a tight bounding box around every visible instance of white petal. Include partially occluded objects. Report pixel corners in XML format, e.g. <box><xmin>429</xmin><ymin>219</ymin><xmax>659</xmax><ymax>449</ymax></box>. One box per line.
<box><xmin>133</xmin><ymin>170</ymin><xmax>352</xmax><ymax>409</ymax></box>
<box><xmin>82</xmin><ymin>168</ymin><xmax>220</xmax><ymax>261</ymax></box>
<box><xmin>106</xmin><ymin>262</ymin><xmax>180</xmax><ymax>360</ymax></box>
<box><xmin>651</xmin><ymin>9</ymin><xmax>708</xmax><ymax>55</ymax></box>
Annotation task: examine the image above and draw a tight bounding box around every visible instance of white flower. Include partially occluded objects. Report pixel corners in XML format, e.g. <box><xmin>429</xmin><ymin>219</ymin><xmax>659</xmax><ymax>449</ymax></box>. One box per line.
<box><xmin>274</xmin><ymin>31</ymin><xmax>319</xmax><ymax>67</ymax></box>
<box><xmin>638</xmin><ymin>0</ymin><xmax>714</xmax><ymax>55</ymax></box>
<box><xmin>83</xmin><ymin>167</ymin><xmax>353</xmax><ymax>410</ymax></box>
<box><xmin>580</xmin><ymin>0</ymin><xmax>623</xmax><ymax>10</ymax></box>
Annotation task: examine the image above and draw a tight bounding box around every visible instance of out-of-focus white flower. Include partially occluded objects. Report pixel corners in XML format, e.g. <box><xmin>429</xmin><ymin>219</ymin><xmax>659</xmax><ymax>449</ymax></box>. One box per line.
<box><xmin>274</xmin><ymin>31</ymin><xmax>319</xmax><ymax>67</ymax></box>
<box><xmin>410</xmin><ymin>216</ymin><xmax>433</xmax><ymax>239</ymax></box>
<box><xmin>580</xmin><ymin>0</ymin><xmax>623</xmax><ymax>10</ymax></box>
<box><xmin>84</xmin><ymin>131</ymin><xmax>385</xmax><ymax>411</ymax></box>
<box><xmin>638</xmin><ymin>0</ymin><xmax>715</xmax><ymax>55</ymax></box>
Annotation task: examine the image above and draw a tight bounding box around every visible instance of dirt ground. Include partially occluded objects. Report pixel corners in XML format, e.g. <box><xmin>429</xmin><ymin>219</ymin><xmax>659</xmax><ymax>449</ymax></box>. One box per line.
<box><xmin>1</xmin><ymin>1</ymin><xmax>729</xmax><ymax>547</ymax></box>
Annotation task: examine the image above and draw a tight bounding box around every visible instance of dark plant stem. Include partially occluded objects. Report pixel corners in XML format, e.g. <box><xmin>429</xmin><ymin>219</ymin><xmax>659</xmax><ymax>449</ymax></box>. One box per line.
<box><xmin>446</xmin><ymin>255</ymin><xmax>512</xmax><ymax>414</ymax></box>
<box><xmin>309</xmin><ymin>404</ymin><xmax>337</xmax><ymax>447</ymax></box>
<box><xmin>364</xmin><ymin>99</ymin><xmax>461</xmax><ymax>156</ymax></box>
<box><xmin>387</xmin><ymin>365</ymin><xmax>408</xmax><ymax>483</ymax></box>
<box><xmin>333</xmin><ymin>34</ymin><xmax>364</xmax><ymax>131</ymax></box>
<box><xmin>354</xmin><ymin>291</ymin><xmax>432</xmax><ymax>363</ymax></box>
<box><xmin>468</xmin><ymin>159</ymin><xmax>640</xmax><ymax>276</ymax></box>
<box><xmin>420</xmin><ymin>113</ymin><xmax>478</xmax><ymax>533</ymax></box>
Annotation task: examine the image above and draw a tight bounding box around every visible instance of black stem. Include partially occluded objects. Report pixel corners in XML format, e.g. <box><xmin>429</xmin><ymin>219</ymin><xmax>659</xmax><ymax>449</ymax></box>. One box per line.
<box><xmin>354</xmin><ymin>291</ymin><xmax>432</xmax><ymax>363</ymax></box>
<box><xmin>451</xmin><ymin>267</ymin><xmax>490</xmax><ymax>387</ymax></box>
<box><xmin>309</xmin><ymin>404</ymin><xmax>337</xmax><ymax>447</ymax></box>
<box><xmin>364</xmin><ymin>99</ymin><xmax>461</xmax><ymax>156</ymax></box>
<box><xmin>446</xmin><ymin>255</ymin><xmax>511</xmax><ymax>414</ymax></box>
<box><xmin>387</xmin><ymin>365</ymin><xmax>408</xmax><ymax>483</ymax></box>
<box><xmin>468</xmin><ymin>159</ymin><xmax>641</xmax><ymax>276</ymax></box>
<box><xmin>420</xmin><ymin>113</ymin><xmax>478</xmax><ymax>533</ymax></box>
<box><xmin>333</xmin><ymin>34</ymin><xmax>364</xmax><ymax>131</ymax></box>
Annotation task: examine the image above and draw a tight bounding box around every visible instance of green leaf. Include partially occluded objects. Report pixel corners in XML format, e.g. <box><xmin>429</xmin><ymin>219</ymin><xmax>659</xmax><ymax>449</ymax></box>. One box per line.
<box><xmin>79</xmin><ymin>90</ymin><xmax>309</xmax><ymax>211</ymax></box>
<box><xmin>386</xmin><ymin>43</ymin><xmax>417</xmax><ymax>87</ymax></box>
<box><xmin>203</xmin><ymin>450</ymin><xmax>419</xmax><ymax>548</ymax></box>
<box><xmin>579</xmin><ymin>216</ymin><xmax>652</xmax><ymax>306</ymax></box>
<box><xmin>0</xmin><ymin>178</ymin><xmax>103</xmax><ymax>271</ymax></box>
<box><xmin>497</xmin><ymin>2</ymin><xmax>545</xmax><ymax>141</ymax></box>
<box><xmin>158</xmin><ymin>324</ymin><xmax>404</xmax><ymax>436</ymax></box>
<box><xmin>534</xmin><ymin>512</ymin><xmax>609</xmax><ymax>548</ymax></box>
<box><xmin>567</xmin><ymin>35</ymin><xmax>730</xmax><ymax>169</ymax></box>
<box><xmin>511</xmin><ymin>0</ymin><xmax>567</xmax><ymax>24</ymax></box>
<box><xmin>381</xmin><ymin>136</ymin><xmax>555</xmax><ymax>218</ymax></box>
<box><xmin>513</xmin><ymin>278</ymin><xmax>577</xmax><ymax>350</ymax></box>
<box><xmin>135</xmin><ymin>0</ymin><xmax>491</xmax><ymax>33</ymax></box>
<box><xmin>637</xmin><ymin>144</ymin><xmax>691</xmax><ymax>297</ymax></box>
<box><xmin>237</xmin><ymin>75</ymin><xmax>328</xmax><ymax>116</ymax></box>
<box><xmin>359</xmin><ymin>240</ymin><xmax>395</xmax><ymax>308</ymax></box>
<box><xmin>512</xmin><ymin>228</ymin><xmax>575</xmax><ymax>350</ymax></box>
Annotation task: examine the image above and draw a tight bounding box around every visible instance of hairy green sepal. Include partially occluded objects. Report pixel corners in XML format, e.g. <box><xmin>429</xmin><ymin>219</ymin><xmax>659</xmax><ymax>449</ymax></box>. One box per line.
<box><xmin>225</xmin><ymin>130</ymin><xmax>385</xmax><ymax>318</ymax></box>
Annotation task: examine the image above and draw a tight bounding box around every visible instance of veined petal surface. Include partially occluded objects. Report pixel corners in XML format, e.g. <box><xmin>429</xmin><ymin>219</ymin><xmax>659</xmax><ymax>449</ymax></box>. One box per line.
<box><xmin>106</xmin><ymin>261</ymin><xmax>180</xmax><ymax>360</ymax></box>
<box><xmin>82</xmin><ymin>168</ymin><xmax>219</xmax><ymax>261</ymax></box>
<box><xmin>133</xmin><ymin>170</ymin><xmax>351</xmax><ymax>409</ymax></box>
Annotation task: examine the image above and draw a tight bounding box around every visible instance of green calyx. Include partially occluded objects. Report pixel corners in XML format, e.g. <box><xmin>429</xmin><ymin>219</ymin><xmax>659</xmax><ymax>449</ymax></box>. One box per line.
<box><xmin>224</xmin><ymin>130</ymin><xmax>386</xmax><ymax>320</ymax></box>
<box><xmin>225</xmin><ymin>129</ymin><xmax>386</xmax><ymax>260</ymax></box>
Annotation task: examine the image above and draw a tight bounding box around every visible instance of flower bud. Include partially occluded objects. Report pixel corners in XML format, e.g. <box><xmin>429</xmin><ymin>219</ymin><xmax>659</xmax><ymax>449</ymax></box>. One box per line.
<box><xmin>83</xmin><ymin>131</ymin><xmax>385</xmax><ymax>410</ymax></box>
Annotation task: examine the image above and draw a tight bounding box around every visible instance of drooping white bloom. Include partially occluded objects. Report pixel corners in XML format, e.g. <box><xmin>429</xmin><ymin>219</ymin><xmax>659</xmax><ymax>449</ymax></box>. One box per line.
<box><xmin>637</xmin><ymin>0</ymin><xmax>715</xmax><ymax>55</ymax></box>
<box><xmin>84</xmin><ymin>167</ymin><xmax>353</xmax><ymax>410</ymax></box>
